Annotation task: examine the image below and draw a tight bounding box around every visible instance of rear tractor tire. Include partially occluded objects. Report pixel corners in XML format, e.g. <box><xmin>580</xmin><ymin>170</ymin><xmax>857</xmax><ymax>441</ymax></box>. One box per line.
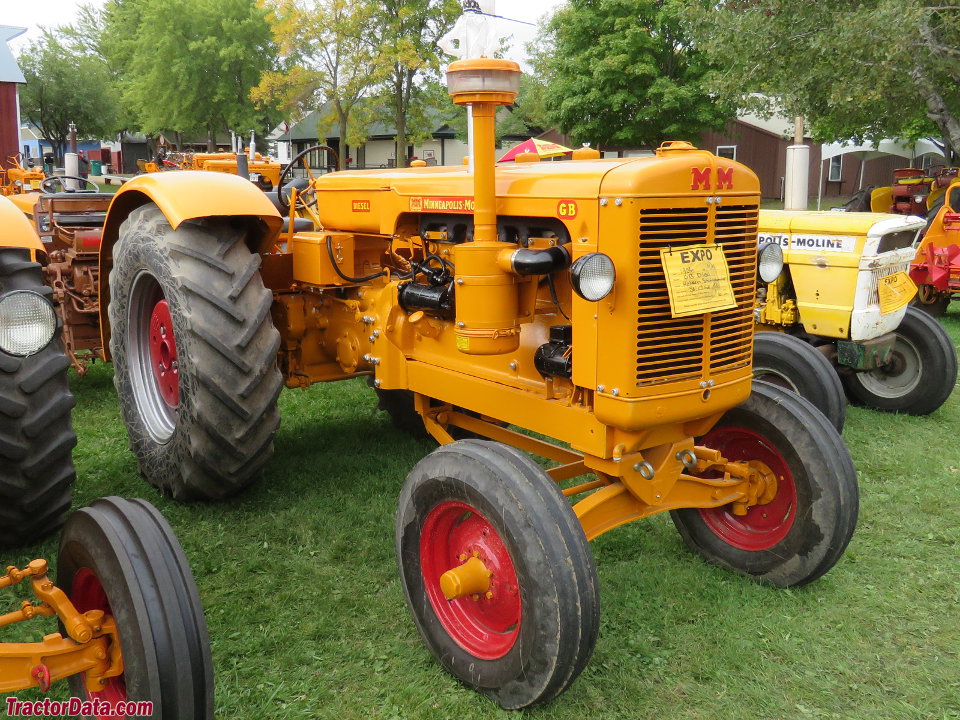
<box><xmin>0</xmin><ymin>248</ymin><xmax>77</xmax><ymax>548</ymax></box>
<box><xmin>671</xmin><ymin>382</ymin><xmax>858</xmax><ymax>588</ymax></box>
<box><xmin>58</xmin><ymin>497</ymin><xmax>213</xmax><ymax>719</ymax></box>
<box><xmin>753</xmin><ymin>331</ymin><xmax>846</xmax><ymax>431</ymax></box>
<box><xmin>843</xmin><ymin>306</ymin><xmax>957</xmax><ymax>415</ymax></box>
<box><xmin>109</xmin><ymin>204</ymin><xmax>283</xmax><ymax>500</ymax></box>
<box><xmin>396</xmin><ymin>440</ymin><xmax>600</xmax><ymax>709</ymax></box>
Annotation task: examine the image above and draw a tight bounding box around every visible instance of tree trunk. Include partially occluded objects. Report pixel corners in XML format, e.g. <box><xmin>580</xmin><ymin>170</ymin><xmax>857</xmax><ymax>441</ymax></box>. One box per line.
<box><xmin>394</xmin><ymin>75</ymin><xmax>406</xmax><ymax>167</ymax></box>
<box><xmin>911</xmin><ymin>66</ymin><xmax>960</xmax><ymax>159</ymax></box>
<box><xmin>206</xmin><ymin>130</ymin><xmax>215</xmax><ymax>153</ymax></box>
<box><xmin>336</xmin><ymin>102</ymin><xmax>348</xmax><ymax>171</ymax></box>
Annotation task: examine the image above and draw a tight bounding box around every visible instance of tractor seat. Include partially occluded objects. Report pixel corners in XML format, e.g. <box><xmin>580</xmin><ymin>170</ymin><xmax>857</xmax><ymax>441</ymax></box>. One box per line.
<box><xmin>264</xmin><ymin>188</ymin><xmax>315</xmax><ymax>233</ymax></box>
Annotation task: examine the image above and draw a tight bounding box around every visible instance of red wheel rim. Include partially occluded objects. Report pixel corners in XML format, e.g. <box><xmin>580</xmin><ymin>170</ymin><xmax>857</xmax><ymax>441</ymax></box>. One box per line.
<box><xmin>148</xmin><ymin>299</ymin><xmax>179</xmax><ymax>408</ymax></box>
<box><xmin>698</xmin><ymin>426</ymin><xmax>797</xmax><ymax>550</ymax></box>
<box><xmin>420</xmin><ymin>501</ymin><xmax>521</xmax><ymax>660</ymax></box>
<box><xmin>71</xmin><ymin>568</ymin><xmax>127</xmax><ymax>719</ymax></box>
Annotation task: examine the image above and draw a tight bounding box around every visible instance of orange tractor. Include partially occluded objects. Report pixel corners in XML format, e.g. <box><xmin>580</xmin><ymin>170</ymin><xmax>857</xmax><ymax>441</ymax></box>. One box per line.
<box><xmin>909</xmin><ymin>177</ymin><xmax>960</xmax><ymax>315</ymax></box>
<box><xmin>88</xmin><ymin>59</ymin><xmax>857</xmax><ymax>707</ymax></box>
<box><xmin>6</xmin><ymin>178</ymin><xmax>109</xmax><ymax>374</ymax></box>
<box><xmin>0</xmin><ymin>154</ymin><xmax>45</xmax><ymax>196</ymax></box>
<box><xmin>865</xmin><ymin>166</ymin><xmax>959</xmax><ymax>216</ymax></box>
<box><xmin>144</xmin><ymin>149</ymin><xmax>282</xmax><ymax>190</ymax></box>
<box><xmin>1</xmin><ymin>195</ymin><xmax>211</xmax><ymax>717</ymax></box>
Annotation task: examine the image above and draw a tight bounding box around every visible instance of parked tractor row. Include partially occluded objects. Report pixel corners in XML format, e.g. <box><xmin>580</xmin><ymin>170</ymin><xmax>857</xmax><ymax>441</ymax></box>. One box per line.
<box><xmin>77</xmin><ymin>58</ymin><xmax>864</xmax><ymax>707</ymax></box>
<box><xmin>3</xmin><ymin>59</ymin><xmax>957</xmax><ymax>709</ymax></box>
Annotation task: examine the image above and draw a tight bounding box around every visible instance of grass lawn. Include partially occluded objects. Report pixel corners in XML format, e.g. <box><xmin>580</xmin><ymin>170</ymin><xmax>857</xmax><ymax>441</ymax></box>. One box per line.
<box><xmin>4</xmin><ymin>313</ymin><xmax>960</xmax><ymax>719</ymax></box>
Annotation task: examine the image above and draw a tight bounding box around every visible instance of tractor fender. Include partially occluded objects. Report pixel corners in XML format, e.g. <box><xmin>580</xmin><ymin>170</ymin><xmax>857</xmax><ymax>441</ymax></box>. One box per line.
<box><xmin>0</xmin><ymin>195</ymin><xmax>44</xmax><ymax>253</ymax></box>
<box><xmin>98</xmin><ymin>171</ymin><xmax>283</xmax><ymax>361</ymax></box>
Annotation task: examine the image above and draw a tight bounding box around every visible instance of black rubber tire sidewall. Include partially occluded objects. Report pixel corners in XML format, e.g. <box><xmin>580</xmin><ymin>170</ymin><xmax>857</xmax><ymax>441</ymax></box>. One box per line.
<box><xmin>844</xmin><ymin>306</ymin><xmax>958</xmax><ymax>415</ymax></box>
<box><xmin>0</xmin><ymin>248</ymin><xmax>76</xmax><ymax>548</ymax></box>
<box><xmin>109</xmin><ymin>205</ymin><xmax>282</xmax><ymax>500</ymax></box>
<box><xmin>58</xmin><ymin>497</ymin><xmax>213</xmax><ymax>719</ymax></box>
<box><xmin>396</xmin><ymin>440</ymin><xmax>599</xmax><ymax>709</ymax></box>
<box><xmin>753</xmin><ymin>332</ymin><xmax>846</xmax><ymax>431</ymax></box>
<box><xmin>671</xmin><ymin>382</ymin><xmax>859</xmax><ymax>588</ymax></box>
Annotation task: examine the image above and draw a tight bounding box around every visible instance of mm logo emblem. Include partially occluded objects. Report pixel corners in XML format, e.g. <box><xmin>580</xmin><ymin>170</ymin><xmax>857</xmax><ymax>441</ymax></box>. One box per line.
<box><xmin>557</xmin><ymin>200</ymin><xmax>578</xmax><ymax>219</ymax></box>
<box><xmin>691</xmin><ymin>167</ymin><xmax>734</xmax><ymax>191</ymax></box>
<box><xmin>352</xmin><ymin>200</ymin><xmax>371</xmax><ymax>212</ymax></box>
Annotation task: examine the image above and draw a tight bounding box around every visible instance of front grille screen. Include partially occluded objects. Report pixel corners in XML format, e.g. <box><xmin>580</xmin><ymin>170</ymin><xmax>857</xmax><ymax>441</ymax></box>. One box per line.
<box><xmin>636</xmin><ymin>204</ymin><xmax>758</xmax><ymax>385</ymax></box>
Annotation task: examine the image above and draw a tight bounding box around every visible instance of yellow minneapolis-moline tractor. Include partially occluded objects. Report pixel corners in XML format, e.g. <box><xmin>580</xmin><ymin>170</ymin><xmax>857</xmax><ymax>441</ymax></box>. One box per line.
<box><xmin>0</xmin><ymin>154</ymin><xmax>45</xmax><ymax>196</ymax></box>
<box><xmin>753</xmin><ymin>209</ymin><xmax>957</xmax><ymax>424</ymax></box>
<box><xmin>92</xmin><ymin>60</ymin><xmax>857</xmax><ymax>708</ymax></box>
<box><xmin>1</xmin><ymin>195</ymin><xmax>211</xmax><ymax>717</ymax></box>
<box><xmin>145</xmin><ymin>149</ymin><xmax>283</xmax><ymax>191</ymax></box>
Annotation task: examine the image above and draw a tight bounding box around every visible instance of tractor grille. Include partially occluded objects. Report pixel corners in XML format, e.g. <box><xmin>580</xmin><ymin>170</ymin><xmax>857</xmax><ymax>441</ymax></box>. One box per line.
<box><xmin>636</xmin><ymin>204</ymin><xmax>758</xmax><ymax>385</ymax></box>
<box><xmin>866</xmin><ymin>259</ymin><xmax>912</xmax><ymax>307</ymax></box>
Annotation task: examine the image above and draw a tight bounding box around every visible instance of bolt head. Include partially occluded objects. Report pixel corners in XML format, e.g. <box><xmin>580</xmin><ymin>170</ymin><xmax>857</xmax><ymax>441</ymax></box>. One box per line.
<box><xmin>509</xmin><ymin>361</ymin><xmax>518</xmax><ymax>371</ymax></box>
<box><xmin>457</xmin><ymin>321</ymin><xmax>465</xmax><ymax>328</ymax></box>
<box><xmin>456</xmin><ymin>278</ymin><xmax>464</xmax><ymax>285</ymax></box>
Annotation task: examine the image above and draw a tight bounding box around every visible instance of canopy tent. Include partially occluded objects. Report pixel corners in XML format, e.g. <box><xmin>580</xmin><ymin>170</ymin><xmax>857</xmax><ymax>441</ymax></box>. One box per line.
<box><xmin>817</xmin><ymin>138</ymin><xmax>946</xmax><ymax>208</ymax></box>
<box><xmin>498</xmin><ymin>137</ymin><xmax>573</xmax><ymax>163</ymax></box>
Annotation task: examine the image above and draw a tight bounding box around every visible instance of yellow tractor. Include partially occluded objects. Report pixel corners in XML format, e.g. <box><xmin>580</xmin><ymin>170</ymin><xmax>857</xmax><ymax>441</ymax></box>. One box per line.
<box><xmin>144</xmin><ymin>149</ymin><xmax>283</xmax><ymax>190</ymax></box>
<box><xmin>7</xmin><ymin>178</ymin><xmax>110</xmax><ymax>374</ymax></box>
<box><xmin>95</xmin><ymin>60</ymin><xmax>857</xmax><ymax>707</ymax></box>
<box><xmin>0</xmin><ymin>154</ymin><xmax>45</xmax><ymax>196</ymax></box>
<box><xmin>756</xmin><ymin>210</ymin><xmax>957</xmax><ymax>416</ymax></box>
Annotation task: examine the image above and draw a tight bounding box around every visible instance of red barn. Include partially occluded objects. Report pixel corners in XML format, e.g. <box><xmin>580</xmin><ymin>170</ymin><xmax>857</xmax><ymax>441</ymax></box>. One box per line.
<box><xmin>0</xmin><ymin>26</ymin><xmax>27</xmax><ymax>165</ymax></box>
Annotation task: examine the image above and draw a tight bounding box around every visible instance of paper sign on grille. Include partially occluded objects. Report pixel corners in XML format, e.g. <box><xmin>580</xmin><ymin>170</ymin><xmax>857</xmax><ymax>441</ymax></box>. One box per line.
<box><xmin>878</xmin><ymin>271</ymin><xmax>917</xmax><ymax>315</ymax></box>
<box><xmin>660</xmin><ymin>244</ymin><xmax>737</xmax><ymax>318</ymax></box>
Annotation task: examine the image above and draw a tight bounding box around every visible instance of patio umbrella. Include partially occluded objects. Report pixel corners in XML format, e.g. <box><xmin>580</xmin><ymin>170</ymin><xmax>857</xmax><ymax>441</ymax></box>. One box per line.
<box><xmin>498</xmin><ymin>137</ymin><xmax>574</xmax><ymax>163</ymax></box>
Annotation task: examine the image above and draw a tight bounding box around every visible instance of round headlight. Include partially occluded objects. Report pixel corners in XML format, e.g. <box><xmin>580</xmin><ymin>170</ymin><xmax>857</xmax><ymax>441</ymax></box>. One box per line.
<box><xmin>757</xmin><ymin>242</ymin><xmax>784</xmax><ymax>284</ymax></box>
<box><xmin>0</xmin><ymin>291</ymin><xmax>58</xmax><ymax>357</ymax></box>
<box><xmin>570</xmin><ymin>253</ymin><xmax>616</xmax><ymax>301</ymax></box>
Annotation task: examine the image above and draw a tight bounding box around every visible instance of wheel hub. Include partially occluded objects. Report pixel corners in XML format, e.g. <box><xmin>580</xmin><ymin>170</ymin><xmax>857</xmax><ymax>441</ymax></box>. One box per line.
<box><xmin>698</xmin><ymin>426</ymin><xmax>797</xmax><ymax>551</ymax></box>
<box><xmin>148</xmin><ymin>300</ymin><xmax>179</xmax><ymax>408</ymax></box>
<box><xmin>420</xmin><ymin>501</ymin><xmax>521</xmax><ymax>659</ymax></box>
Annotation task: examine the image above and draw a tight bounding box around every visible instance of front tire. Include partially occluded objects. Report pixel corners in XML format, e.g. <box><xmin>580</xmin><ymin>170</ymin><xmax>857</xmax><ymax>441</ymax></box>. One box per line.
<box><xmin>843</xmin><ymin>306</ymin><xmax>957</xmax><ymax>415</ymax></box>
<box><xmin>109</xmin><ymin>205</ymin><xmax>283</xmax><ymax>500</ymax></box>
<box><xmin>753</xmin><ymin>331</ymin><xmax>846</xmax><ymax>431</ymax></box>
<box><xmin>0</xmin><ymin>248</ymin><xmax>77</xmax><ymax>548</ymax></box>
<box><xmin>670</xmin><ymin>382</ymin><xmax>858</xmax><ymax>588</ymax></box>
<box><xmin>58</xmin><ymin>497</ymin><xmax>213</xmax><ymax>719</ymax></box>
<box><xmin>396</xmin><ymin>440</ymin><xmax>599</xmax><ymax>709</ymax></box>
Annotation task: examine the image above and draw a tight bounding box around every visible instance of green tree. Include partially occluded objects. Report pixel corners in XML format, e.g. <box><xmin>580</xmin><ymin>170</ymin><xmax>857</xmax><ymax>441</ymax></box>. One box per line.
<box><xmin>688</xmin><ymin>0</ymin><xmax>960</xmax><ymax>160</ymax></box>
<box><xmin>101</xmin><ymin>0</ymin><xmax>279</xmax><ymax>149</ymax></box>
<box><xmin>534</xmin><ymin>0</ymin><xmax>733</xmax><ymax>149</ymax></box>
<box><xmin>17</xmin><ymin>29</ymin><xmax>121</xmax><ymax>159</ymax></box>
<box><xmin>253</xmin><ymin>0</ymin><xmax>382</xmax><ymax>170</ymax></box>
<box><xmin>372</xmin><ymin>0</ymin><xmax>460</xmax><ymax>166</ymax></box>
